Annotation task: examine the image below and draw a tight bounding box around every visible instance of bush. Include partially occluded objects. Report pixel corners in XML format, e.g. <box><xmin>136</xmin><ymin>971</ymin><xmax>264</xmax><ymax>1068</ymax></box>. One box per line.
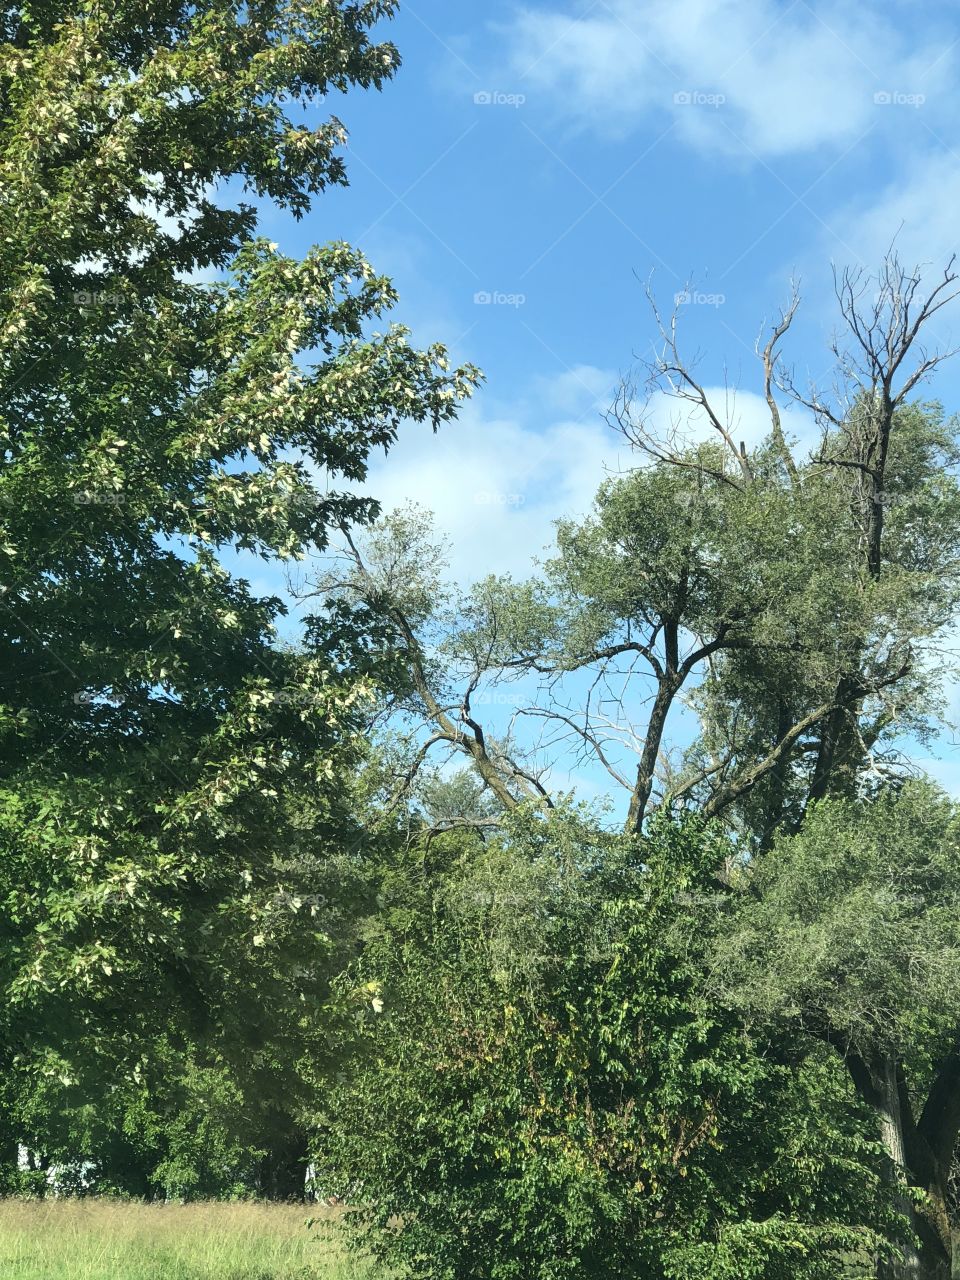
<box><xmin>317</xmin><ymin>808</ymin><xmax>892</xmax><ymax>1279</ymax></box>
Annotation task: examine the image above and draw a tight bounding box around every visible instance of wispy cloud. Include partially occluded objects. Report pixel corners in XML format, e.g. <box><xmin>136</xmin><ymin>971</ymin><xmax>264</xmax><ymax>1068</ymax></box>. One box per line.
<box><xmin>501</xmin><ymin>0</ymin><xmax>953</xmax><ymax>158</ymax></box>
<box><xmin>824</xmin><ymin>150</ymin><xmax>960</xmax><ymax>274</ymax></box>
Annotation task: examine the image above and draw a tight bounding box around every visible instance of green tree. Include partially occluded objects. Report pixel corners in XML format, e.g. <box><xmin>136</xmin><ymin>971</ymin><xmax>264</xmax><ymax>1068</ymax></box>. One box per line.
<box><xmin>326</xmin><ymin>261</ymin><xmax>960</xmax><ymax>847</ymax></box>
<box><xmin>0</xmin><ymin>0</ymin><xmax>478</xmax><ymax>1189</ymax></box>
<box><xmin>318</xmin><ymin>808</ymin><xmax>894</xmax><ymax>1279</ymax></box>
<box><xmin>714</xmin><ymin>782</ymin><xmax>960</xmax><ymax>1279</ymax></box>
<box><xmin>320</xmin><ymin>258</ymin><xmax>960</xmax><ymax>1276</ymax></box>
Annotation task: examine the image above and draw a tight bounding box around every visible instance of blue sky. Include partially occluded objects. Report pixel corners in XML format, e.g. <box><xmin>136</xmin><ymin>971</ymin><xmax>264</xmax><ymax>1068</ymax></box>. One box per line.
<box><xmin>251</xmin><ymin>0</ymin><xmax>960</xmax><ymax>802</ymax></box>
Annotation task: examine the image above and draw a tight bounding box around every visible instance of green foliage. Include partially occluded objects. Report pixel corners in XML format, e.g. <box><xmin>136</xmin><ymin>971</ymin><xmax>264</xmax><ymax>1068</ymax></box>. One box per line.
<box><xmin>4</xmin><ymin>1037</ymin><xmax>295</xmax><ymax>1198</ymax></box>
<box><xmin>0</xmin><ymin>0</ymin><xmax>477</xmax><ymax>1192</ymax></box>
<box><xmin>318</xmin><ymin>808</ymin><xmax>891</xmax><ymax>1279</ymax></box>
<box><xmin>3</xmin><ymin>6</ymin><xmax>960</xmax><ymax>1273</ymax></box>
<box><xmin>715</xmin><ymin>781</ymin><xmax>960</xmax><ymax>1061</ymax></box>
<box><xmin>310</xmin><ymin>279</ymin><xmax>960</xmax><ymax>1276</ymax></box>
<box><xmin>1</xmin><ymin>0</ymin><xmax>401</xmax><ymax>280</ymax></box>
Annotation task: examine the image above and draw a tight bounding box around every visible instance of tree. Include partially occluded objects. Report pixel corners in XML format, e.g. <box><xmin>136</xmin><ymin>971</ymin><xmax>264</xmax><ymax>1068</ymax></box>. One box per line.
<box><xmin>321</xmin><ymin>258</ymin><xmax>960</xmax><ymax>850</ymax></box>
<box><xmin>0</xmin><ymin>0</ymin><xmax>478</xmax><ymax>1189</ymax></box>
<box><xmin>316</xmin><ymin>256</ymin><xmax>960</xmax><ymax>1276</ymax></box>
<box><xmin>311</xmin><ymin>505</ymin><xmax>555</xmax><ymax>823</ymax></box>
<box><xmin>714</xmin><ymin>781</ymin><xmax>960</xmax><ymax>1279</ymax></box>
<box><xmin>318</xmin><ymin>807</ymin><xmax>895</xmax><ymax>1279</ymax></box>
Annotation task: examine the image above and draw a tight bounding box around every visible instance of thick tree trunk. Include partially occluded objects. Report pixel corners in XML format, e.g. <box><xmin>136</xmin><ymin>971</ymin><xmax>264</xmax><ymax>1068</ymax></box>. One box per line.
<box><xmin>807</xmin><ymin>671</ymin><xmax>864</xmax><ymax>807</ymax></box>
<box><xmin>757</xmin><ymin>698</ymin><xmax>795</xmax><ymax>850</ymax></box>
<box><xmin>874</xmin><ymin>1056</ymin><xmax>952</xmax><ymax>1280</ymax></box>
<box><xmin>0</xmin><ymin>1136</ymin><xmax>18</xmax><ymax>1188</ymax></box>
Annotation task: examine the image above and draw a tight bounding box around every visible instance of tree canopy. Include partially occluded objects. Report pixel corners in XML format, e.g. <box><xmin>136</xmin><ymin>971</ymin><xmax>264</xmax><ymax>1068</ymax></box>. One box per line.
<box><xmin>3</xmin><ymin>4</ymin><xmax>960</xmax><ymax>1280</ymax></box>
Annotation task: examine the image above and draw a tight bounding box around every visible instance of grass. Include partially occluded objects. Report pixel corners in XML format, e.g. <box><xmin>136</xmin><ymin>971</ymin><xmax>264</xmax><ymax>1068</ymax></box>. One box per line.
<box><xmin>0</xmin><ymin>1198</ymin><xmax>383</xmax><ymax>1280</ymax></box>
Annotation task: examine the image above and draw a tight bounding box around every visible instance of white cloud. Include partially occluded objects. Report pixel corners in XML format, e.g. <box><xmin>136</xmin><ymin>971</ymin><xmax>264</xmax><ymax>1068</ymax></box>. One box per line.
<box><xmin>347</xmin><ymin>376</ymin><xmax>815</xmax><ymax>586</ymax></box>
<box><xmin>528</xmin><ymin>362</ymin><xmax>618</xmax><ymax>414</ymax></box>
<box><xmin>822</xmin><ymin>150</ymin><xmax>960</xmax><ymax>277</ymax></box>
<box><xmin>642</xmin><ymin>384</ymin><xmax>818</xmax><ymax>457</ymax></box>
<box><xmin>362</xmin><ymin>392</ymin><xmax>630</xmax><ymax>581</ymax></box>
<box><xmin>502</xmin><ymin>0</ymin><xmax>951</xmax><ymax>157</ymax></box>
<box><xmin>776</xmin><ymin>150</ymin><xmax>960</xmax><ymax>378</ymax></box>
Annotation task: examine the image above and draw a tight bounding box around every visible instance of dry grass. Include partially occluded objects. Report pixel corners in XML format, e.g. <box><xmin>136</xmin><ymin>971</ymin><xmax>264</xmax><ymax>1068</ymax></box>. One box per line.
<box><xmin>0</xmin><ymin>1198</ymin><xmax>381</xmax><ymax>1280</ymax></box>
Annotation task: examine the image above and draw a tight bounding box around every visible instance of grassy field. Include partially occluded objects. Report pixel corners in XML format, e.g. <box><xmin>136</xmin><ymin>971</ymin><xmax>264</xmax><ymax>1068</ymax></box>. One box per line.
<box><xmin>0</xmin><ymin>1199</ymin><xmax>383</xmax><ymax>1280</ymax></box>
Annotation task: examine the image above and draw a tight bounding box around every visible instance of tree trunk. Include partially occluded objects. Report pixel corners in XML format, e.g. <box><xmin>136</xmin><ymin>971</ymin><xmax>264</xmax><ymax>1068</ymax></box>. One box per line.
<box><xmin>875</xmin><ymin>1056</ymin><xmax>952</xmax><ymax>1280</ymax></box>
<box><xmin>807</xmin><ymin>671</ymin><xmax>864</xmax><ymax>807</ymax></box>
<box><xmin>757</xmin><ymin>697</ymin><xmax>795</xmax><ymax>850</ymax></box>
<box><xmin>626</xmin><ymin>672</ymin><xmax>681</xmax><ymax>834</ymax></box>
<box><xmin>0</xmin><ymin>1136</ymin><xmax>18</xmax><ymax>1189</ymax></box>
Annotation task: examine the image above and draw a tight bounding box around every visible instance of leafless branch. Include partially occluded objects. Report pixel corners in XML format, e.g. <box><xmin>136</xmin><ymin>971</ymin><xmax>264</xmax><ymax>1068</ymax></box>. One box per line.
<box><xmin>758</xmin><ymin>285</ymin><xmax>801</xmax><ymax>484</ymax></box>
